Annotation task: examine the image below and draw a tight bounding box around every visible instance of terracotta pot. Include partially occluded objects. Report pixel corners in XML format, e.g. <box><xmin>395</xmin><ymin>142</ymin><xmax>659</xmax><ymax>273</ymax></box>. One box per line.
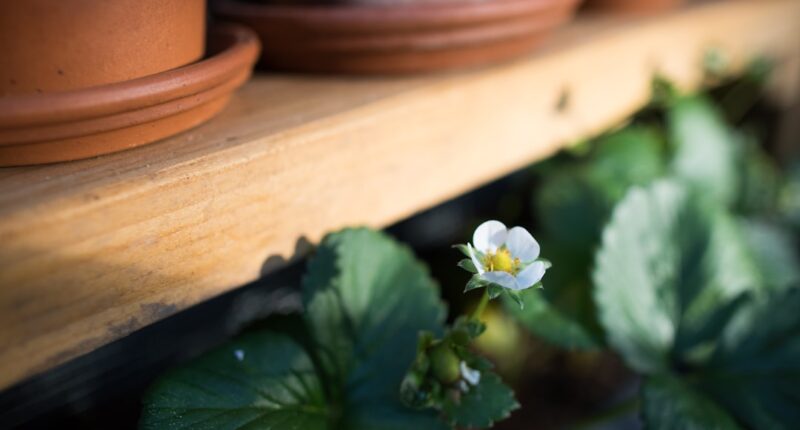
<box><xmin>0</xmin><ymin>25</ymin><xmax>261</xmax><ymax>166</ymax></box>
<box><xmin>0</xmin><ymin>0</ymin><xmax>206</xmax><ymax>96</ymax></box>
<box><xmin>585</xmin><ymin>0</ymin><xmax>685</xmax><ymax>13</ymax></box>
<box><xmin>214</xmin><ymin>0</ymin><xmax>582</xmax><ymax>74</ymax></box>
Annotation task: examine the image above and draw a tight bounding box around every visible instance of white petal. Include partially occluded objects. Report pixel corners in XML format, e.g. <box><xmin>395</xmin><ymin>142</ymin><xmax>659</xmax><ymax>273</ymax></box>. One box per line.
<box><xmin>472</xmin><ymin>220</ymin><xmax>507</xmax><ymax>253</ymax></box>
<box><xmin>514</xmin><ymin>261</ymin><xmax>546</xmax><ymax>290</ymax></box>
<box><xmin>460</xmin><ymin>361</ymin><xmax>481</xmax><ymax>386</ymax></box>
<box><xmin>506</xmin><ymin>226</ymin><xmax>540</xmax><ymax>262</ymax></box>
<box><xmin>481</xmin><ymin>271</ymin><xmax>517</xmax><ymax>290</ymax></box>
<box><xmin>467</xmin><ymin>243</ymin><xmax>485</xmax><ymax>275</ymax></box>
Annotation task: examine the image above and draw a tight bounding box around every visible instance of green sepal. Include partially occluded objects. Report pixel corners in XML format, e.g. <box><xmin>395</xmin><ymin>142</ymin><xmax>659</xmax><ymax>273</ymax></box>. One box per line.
<box><xmin>506</xmin><ymin>290</ymin><xmax>524</xmax><ymax>310</ymax></box>
<box><xmin>452</xmin><ymin>244</ymin><xmax>471</xmax><ymax>258</ymax></box>
<box><xmin>457</xmin><ymin>258</ymin><xmax>478</xmax><ymax>274</ymax></box>
<box><xmin>487</xmin><ymin>285</ymin><xmax>504</xmax><ymax>299</ymax></box>
<box><xmin>464</xmin><ymin>274</ymin><xmax>488</xmax><ymax>293</ymax></box>
<box><xmin>463</xmin><ymin>354</ymin><xmax>494</xmax><ymax>373</ymax></box>
<box><xmin>450</xmin><ymin>316</ymin><xmax>486</xmax><ymax>345</ymax></box>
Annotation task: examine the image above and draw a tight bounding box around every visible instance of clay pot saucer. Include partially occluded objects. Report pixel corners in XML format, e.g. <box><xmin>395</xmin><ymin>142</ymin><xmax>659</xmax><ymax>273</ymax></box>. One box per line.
<box><xmin>214</xmin><ymin>0</ymin><xmax>582</xmax><ymax>74</ymax></box>
<box><xmin>0</xmin><ymin>25</ymin><xmax>260</xmax><ymax>166</ymax></box>
<box><xmin>584</xmin><ymin>0</ymin><xmax>685</xmax><ymax>14</ymax></box>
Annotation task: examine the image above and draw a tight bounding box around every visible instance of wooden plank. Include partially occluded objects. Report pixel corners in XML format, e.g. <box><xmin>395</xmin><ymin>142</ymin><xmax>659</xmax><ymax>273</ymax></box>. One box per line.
<box><xmin>0</xmin><ymin>0</ymin><xmax>798</xmax><ymax>390</ymax></box>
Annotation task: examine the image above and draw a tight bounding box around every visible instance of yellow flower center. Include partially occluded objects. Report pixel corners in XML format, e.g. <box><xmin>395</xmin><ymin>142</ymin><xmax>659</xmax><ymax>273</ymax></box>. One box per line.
<box><xmin>484</xmin><ymin>248</ymin><xmax>521</xmax><ymax>274</ymax></box>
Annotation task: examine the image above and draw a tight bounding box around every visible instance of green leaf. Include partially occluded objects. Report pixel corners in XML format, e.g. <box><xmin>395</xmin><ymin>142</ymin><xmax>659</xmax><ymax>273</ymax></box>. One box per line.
<box><xmin>780</xmin><ymin>164</ymin><xmax>800</xmax><ymax>230</ymax></box>
<box><xmin>537</xmin><ymin>167</ymin><xmax>611</xmax><ymax>259</ymax></box>
<box><xmin>593</xmin><ymin>180</ymin><xmax>760</xmax><ymax>373</ymax></box>
<box><xmin>400</xmin><ymin>332</ymin><xmax>438</xmax><ymax>409</ymax></box>
<box><xmin>594</xmin><ymin>181</ymin><xmax>800</xmax><ymax>429</ymax></box>
<box><xmin>668</xmin><ymin>95</ymin><xmax>739</xmax><ymax>207</ymax></box>
<box><xmin>700</xmin><ymin>288</ymin><xmax>800</xmax><ymax>430</ymax></box>
<box><xmin>673</xmin><ymin>292</ymin><xmax>750</xmax><ymax>366</ymax></box>
<box><xmin>744</xmin><ymin>56</ymin><xmax>773</xmax><ymax>85</ymax></box>
<box><xmin>140</xmin><ymin>331</ymin><xmax>329</xmax><ymax>430</ymax></box>
<box><xmin>523</xmin><ymin>126</ymin><xmax>666</xmax><ymax>350</ymax></box>
<box><xmin>593</xmin><ymin>180</ymin><xmax>681</xmax><ymax>372</ymax></box>
<box><xmin>642</xmin><ymin>375</ymin><xmax>741</xmax><ymax>430</ymax></box>
<box><xmin>504</xmin><ymin>288</ymin><xmax>599</xmax><ymax>349</ymax></box>
<box><xmin>443</xmin><ymin>372</ymin><xmax>519</xmax><ymax>429</ymax></box>
<box><xmin>512</xmin><ymin>249</ymin><xmax>604</xmax><ymax>350</ymax></box>
<box><xmin>303</xmin><ymin>228</ymin><xmax>448</xmax><ymax>430</ymax></box>
<box><xmin>735</xmin><ymin>137</ymin><xmax>782</xmax><ymax>215</ymax></box>
<box><xmin>587</xmin><ymin>126</ymin><xmax>666</xmax><ymax>203</ymax></box>
<box><xmin>739</xmin><ymin>218</ymin><xmax>800</xmax><ymax>291</ymax></box>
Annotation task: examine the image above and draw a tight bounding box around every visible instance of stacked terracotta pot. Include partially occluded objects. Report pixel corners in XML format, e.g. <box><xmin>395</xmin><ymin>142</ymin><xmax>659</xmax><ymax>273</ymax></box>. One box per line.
<box><xmin>0</xmin><ymin>0</ymin><xmax>260</xmax><ymax>166</ymax></box>
<box><xmin>1</xmin><ymin>0</ymin><xmax>686</xmax><ymax>166</ymax></box>
<box><xmin>214</xmin><ymin>0</ymin><xmax>585</xmax><ymax>74</ymax></box>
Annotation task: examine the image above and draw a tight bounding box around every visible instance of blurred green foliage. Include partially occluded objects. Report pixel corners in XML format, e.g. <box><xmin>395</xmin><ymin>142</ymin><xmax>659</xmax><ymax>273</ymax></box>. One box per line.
<box><xmin>509</xmin><ymin>71</ymin><xmax>799</xmax><ymax>352</ymax></box>
<box><xmin>508</xmin><ymin>70</ymin><xmax>800</xmax><ymax>428</ymax></box>
<box><xmin>596</xmin><ymin>180</ymin><xmax>800</xmax><ymax>429</ymax></box>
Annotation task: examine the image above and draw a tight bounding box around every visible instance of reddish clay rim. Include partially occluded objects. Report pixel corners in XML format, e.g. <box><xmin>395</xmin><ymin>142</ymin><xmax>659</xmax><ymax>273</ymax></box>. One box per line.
<box><xmin>215</xmin><ymin>0</ymin><xmax>581</xmax><ymax>74</ymax></box>
<box><xmin>584</xmin><ymin>0</ymin><xmax>684</xmax><ymax>13</ymax></box>
<box><xmin>215</xmin><ymin>0</ymin><xmax>583</xmax><ymax>32</ymax></box>
<box><xmin>0</xmin><ymin>24</ymin><xmax>260</xmax><ymax>133</ymax></box>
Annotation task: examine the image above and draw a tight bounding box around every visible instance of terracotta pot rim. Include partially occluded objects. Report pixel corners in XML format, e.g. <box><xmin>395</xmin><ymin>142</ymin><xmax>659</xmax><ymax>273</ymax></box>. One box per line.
<box><xmin>0</xmin><ymin>24</ymin><xmax>259</xmax><ymax>130</ymax></box>
<box><xmin>584</xmin><ymin>0</ymin><xmax>684</xmax><ymax>13</ymax></box>
<box><xmin>215</xmin><ymin>0</ymin><xmax>583</xmax><ymax>30</ymax></box>
<box><xmin>216</xmin><ymin>0</ymin><xmax>580</xmax><ymax>74</ymax></box>
<box><xmin>0</xmin><ymin>69</ymin><xmax>252</xmax><ymax>146</ymax></box>
<box><xmin>258</xmin><ymin>7</ymin><xmax>576</xmax><ymax>54</ymax></box>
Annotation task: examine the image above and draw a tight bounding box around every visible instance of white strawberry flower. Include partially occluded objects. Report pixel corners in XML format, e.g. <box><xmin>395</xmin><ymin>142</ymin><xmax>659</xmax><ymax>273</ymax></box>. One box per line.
<box><xmin>467</xmin><ymin>220</ymin><xmax>547</xmax><ymax>291</ymax></box>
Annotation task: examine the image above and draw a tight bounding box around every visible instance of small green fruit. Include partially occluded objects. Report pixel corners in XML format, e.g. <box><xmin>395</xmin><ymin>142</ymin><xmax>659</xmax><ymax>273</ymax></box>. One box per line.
<box><xmin>429</xmin><ymin>342</ymin><xmax>460</xmax><ymax>384</ymax></box>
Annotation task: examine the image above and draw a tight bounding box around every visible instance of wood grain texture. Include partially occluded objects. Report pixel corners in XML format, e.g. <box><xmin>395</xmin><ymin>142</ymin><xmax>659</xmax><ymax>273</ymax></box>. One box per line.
<box><xmin>1</xmin><ymin>0</ymin><xmax>799</xmax><ymax>390</ymax></box>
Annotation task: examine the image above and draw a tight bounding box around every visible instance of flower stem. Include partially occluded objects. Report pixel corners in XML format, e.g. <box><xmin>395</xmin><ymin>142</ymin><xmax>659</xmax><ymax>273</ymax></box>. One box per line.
<box><xmin>471</xmin><ymin>290</ymin><xmax>491</xmax><ymax>321</ymax></box>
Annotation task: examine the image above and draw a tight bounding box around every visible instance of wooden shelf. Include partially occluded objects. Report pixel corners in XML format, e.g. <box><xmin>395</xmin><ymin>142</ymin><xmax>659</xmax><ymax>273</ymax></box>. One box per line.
<box><xmin>1</xmin><ymin>0</ymin><xmax>798</xmax><ymax>390</ymax></box>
